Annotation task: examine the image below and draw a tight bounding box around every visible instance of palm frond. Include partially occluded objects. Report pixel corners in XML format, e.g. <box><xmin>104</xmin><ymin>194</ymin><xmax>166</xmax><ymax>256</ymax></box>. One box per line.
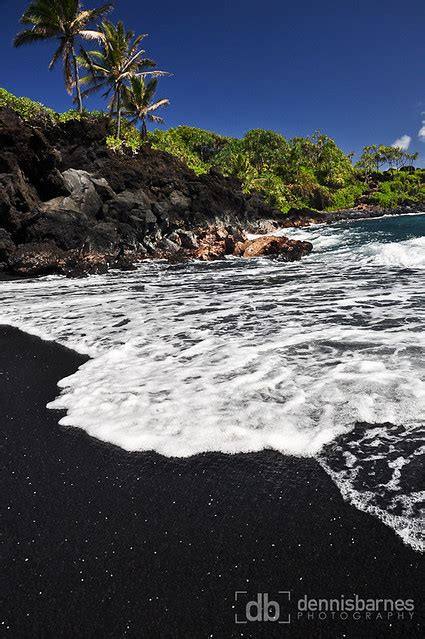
<box><xmin>79</xmin><ymin>30</ymin><xmax>106</xmax><ymax>42</ymax></box>
<box><xmin>49</xmin><ymin>40</ymin><xmax>65</xmax><ymax>69</ymax></box>
<box><xmin>14</xmin><ymin>26</ymin><xmax>57</xmax><ymax>47</ymax></box>
<box><xmin>73</xmin><ymin>4</ymin><xmax>113</xmax><ymax>28</ymax></box>
<box><xmin>138</xmin><ymin>57</ymin><xmax>157</xmax><ymax>68</ymax></box>
<box><xmin>148</xmin><ymin>99</ymin><xmax>170</xmax><ymax>112</ymax></box>
<box><xmin>120</xmin><ymin>48</ymin><xmax>147</xmax><ymax>74</ymax></box>
<box><xmin>80</xmin><ymin>81</ymin><xmax>107</xmax><ymax>99</ymax></box>
<box><xmin>135</xmin><ymin>70</ymin><xmax>172</xmax><ymax>78</ymax></box>
<box><xmin>148</xmin><ymin>115</ymin><xmax>165</xmax><ymax>124</ymax></box>
<box><xmin>19</xmin><ymin>0</ymin><xmax>62</xmax><ymax>27</ymax></box>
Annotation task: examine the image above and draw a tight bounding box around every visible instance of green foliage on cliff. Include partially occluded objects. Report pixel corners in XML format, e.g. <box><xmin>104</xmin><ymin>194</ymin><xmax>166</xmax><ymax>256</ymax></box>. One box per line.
<box><xmin>356</xmin><ymin>145</ymin><xmax>418</xmax><ymax>174</ymax></box>
<box><xmin>149</xmin><ymin>126</ymin><xmax>228</xmax><ymax>174</ymax></box>
<box><xmin>148</xmin><ymin>126</ymin><xmax>424</xmax><ymax>212</ymax></box>
<box><xmin>1</xmin><ymin>87</ymin><xmax>423</xmax><ymax>213</ymax></box>
<box><xmin>368</xmin><ymin>170</ymin><xmax>425</xmax><ymax>208</ymax></box>
<box><xmin>0</xmin><ymin>88</ymin><xmax>55</xmax><ymax>121</ymax></box>
<box><xmin>57</xmin><ymin>109</ymin><xmax>105</xmax><ymax>123</ymax></box>
<box><xmin>0</xmin><ymin>89</ymin><xmax>106</xmax><ymax>126</ymax></box>
<box><xmin>149</xmin><ymin>126</ymin><xmax>360</xmax><ymax>212</ymax></box>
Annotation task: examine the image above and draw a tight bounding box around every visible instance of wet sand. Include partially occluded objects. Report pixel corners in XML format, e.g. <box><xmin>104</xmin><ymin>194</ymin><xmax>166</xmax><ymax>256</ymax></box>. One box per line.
<box><xmin>0</xmin><ymin>325</ymin><xmax>423</xmax><ymax>638</ymax></box>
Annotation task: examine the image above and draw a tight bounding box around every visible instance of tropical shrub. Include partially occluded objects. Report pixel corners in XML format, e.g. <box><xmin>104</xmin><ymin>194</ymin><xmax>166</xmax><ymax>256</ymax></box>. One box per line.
<box><xmin>0</xmin><ymin>88</ymin><xmax>55</xmax><ymax>121</ymax></box>
<box><xmin>148</xmin><ymin>127</ymin><xmax>226</xmax><ymax>174</ymax></box>
<box><xmin>369</xmin><ymin>171</ymin><xmax>425</xmax><ymax>207</ymax></box>
<box><xmin>106</xmin><ymin>119</ymin><xmax>142</xmax><ymax>152</ymax></box>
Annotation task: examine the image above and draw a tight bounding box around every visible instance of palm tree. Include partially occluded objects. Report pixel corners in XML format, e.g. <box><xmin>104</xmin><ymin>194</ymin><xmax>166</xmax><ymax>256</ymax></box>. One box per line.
<box><xmin>122</xmin><ymin>76</ymin><xmax>169</xmax><ymax>139</ymax></box>
<box><xmin>79</xmin><ymin>20</ymin><xmax>169</xmax><ymax>138</ymax></box>
<box><xmin>14</xmin><ymin>0</ymin><xmax>113</xmax><ymax>113</ymax></box>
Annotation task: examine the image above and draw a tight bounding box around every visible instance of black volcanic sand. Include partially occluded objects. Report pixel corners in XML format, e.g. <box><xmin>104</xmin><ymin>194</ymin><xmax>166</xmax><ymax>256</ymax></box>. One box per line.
<box><xmin>1</xmin><ymin>325</ymin><xmax>423</xmax><ymax>639</ymax></box>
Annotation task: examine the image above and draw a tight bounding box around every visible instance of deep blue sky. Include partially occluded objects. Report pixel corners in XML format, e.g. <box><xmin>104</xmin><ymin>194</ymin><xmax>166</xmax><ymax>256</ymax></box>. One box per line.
<box><xmin>1</xmin><ymin>0</ymin><xmax>425</xmax><ymax>162</ymax></box>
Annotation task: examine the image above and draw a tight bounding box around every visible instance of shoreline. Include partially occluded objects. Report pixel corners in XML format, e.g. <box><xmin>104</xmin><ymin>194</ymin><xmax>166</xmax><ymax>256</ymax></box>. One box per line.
<box><xmin>1</xmin><ymin>207</ymin><xmax>423</xmax><ymax>281</ymax></box>
<box><xmin>1</xmin><ymin>324</ymin><xmax>424</xmax><ymax>637</ymax></box>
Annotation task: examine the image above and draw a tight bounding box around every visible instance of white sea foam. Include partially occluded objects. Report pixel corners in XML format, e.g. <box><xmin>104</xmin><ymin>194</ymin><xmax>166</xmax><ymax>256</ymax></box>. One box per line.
<box><xmin>0</xmin><ymin>215</ymin><xmax>423</xmax><ymax>550</ymax></box>
<box><xmin>362</xmin><ymin>236</ymin><xmax>425</xmax><ymax>268</ymax></box>
<box><xmin>320</xmin><ymin>458</ymin><xmax>425</xmax><ymax>554</ymax></box>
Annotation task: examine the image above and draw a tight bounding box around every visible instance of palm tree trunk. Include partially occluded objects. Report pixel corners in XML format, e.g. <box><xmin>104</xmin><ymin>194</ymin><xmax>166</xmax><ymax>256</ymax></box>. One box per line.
<box><xmin>116</xmin><ymin>89</ymin><xmax>122</xmax><ymax>140</ymax></box>
<box><xmin>72</xmin><ymin>48</ymin><xmax>83</xmax><ymax>114</ymax></box>
<box><xmin>141</xmin><ymin>118</ymin><xmax>147</xmax><ymax>140</ymax></box>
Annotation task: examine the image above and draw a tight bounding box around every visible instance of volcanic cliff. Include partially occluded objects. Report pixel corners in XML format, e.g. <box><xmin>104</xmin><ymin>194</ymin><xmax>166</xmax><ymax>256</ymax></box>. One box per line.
<box><xmin>0</xmin><ymin>109</ymin><xmax>313</xmax><ymax>276</ymax></box>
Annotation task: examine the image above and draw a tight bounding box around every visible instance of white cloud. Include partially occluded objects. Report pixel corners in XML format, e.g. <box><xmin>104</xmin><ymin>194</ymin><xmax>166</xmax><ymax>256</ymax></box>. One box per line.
<box><xmin>418</xmin><ymin>123</ymin><xmax>425</xmax><ymax>143</ymax></box>
<box><xmin>392</xmin><ymin>134</ymin><xmax>411</xmax><ymax>150</ymax></box>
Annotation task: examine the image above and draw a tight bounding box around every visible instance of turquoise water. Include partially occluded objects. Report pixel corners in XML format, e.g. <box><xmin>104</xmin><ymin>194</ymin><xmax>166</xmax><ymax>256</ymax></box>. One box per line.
<box><xmin>333</xmin><ymin>212</ymin><xmax>424</xmax><ymax>244</ymax></box>
<box><xmin>283</xmin><ymin>212</ymin><xmax>425</xmax><ymax>266</ymax></box>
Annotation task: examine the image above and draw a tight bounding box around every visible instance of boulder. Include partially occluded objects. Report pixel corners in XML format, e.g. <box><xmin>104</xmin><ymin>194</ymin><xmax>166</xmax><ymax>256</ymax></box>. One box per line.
<box><xmin>194</xmin><ymin>226</ymin><xmax>241</xmax><ymax>261</ymax></box>
<box><xmin>169</xmin><ymin>189</ymin><xmax>191</xmax><ymax>211</ymax></box>
<box><xmin>196</xmin><ymin>240</ymin><xmax>227</xmax><ymax>261</ymax></box>
<box><xmin>24</xmin><ymin>211</ymin><xmax>90</xmax><ymax>250</ymax></box>
<box><xmin>58</xmin><ymin>169</ymin><xmax>103</xmax><ymax>217</ymax></box>
<box><xmin>242</xmin><ymin>236</ymin><xmax>313</xmax><ymax>260</ymax></box>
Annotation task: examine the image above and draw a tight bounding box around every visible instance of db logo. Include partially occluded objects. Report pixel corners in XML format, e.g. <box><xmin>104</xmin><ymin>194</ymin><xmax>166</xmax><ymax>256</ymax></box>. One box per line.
<box><xmin>234</xmin><ymin>591</ymin><xmax>291</xmax><ymax>624</ymax></box>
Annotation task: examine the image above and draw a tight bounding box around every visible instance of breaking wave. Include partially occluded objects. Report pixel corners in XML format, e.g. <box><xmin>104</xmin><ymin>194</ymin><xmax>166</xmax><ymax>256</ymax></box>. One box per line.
<box><xmin>361</xmin><ymin>236</ymin><xmax>425</xmax><ymax>268</ymax></box>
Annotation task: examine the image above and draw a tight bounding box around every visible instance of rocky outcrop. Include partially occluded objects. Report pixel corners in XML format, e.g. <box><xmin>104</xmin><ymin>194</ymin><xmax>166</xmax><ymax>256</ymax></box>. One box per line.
<box><xmin>153</xmin><ymin>226</ymin><xmax>313</xmax><ymax>263</ymax></box>
<box><xmin>240</xmin><ymin>235</ymin><xmax>313</xmax><ymax>259</ymax></box>
<box><xmin>0</xmin><ymin>108</ymin><xmax>313</xmax><ymax>276</ymax></box>
<box><xmin>6</xmin><ymin>242</ymin><xmax>136</xmax><ymax>278</ymax></box>
<box><xmin>194</xmin><ymin>226</ymin><xmax>244</xmax><ymax>261</ymax></box>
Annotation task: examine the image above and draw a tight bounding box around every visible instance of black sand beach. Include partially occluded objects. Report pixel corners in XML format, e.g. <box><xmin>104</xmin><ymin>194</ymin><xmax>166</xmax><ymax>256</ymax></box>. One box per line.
<box><xmin>1</xmin><ymin>325</ymin><xmax>424</xmax><ymax>638</ymax></box>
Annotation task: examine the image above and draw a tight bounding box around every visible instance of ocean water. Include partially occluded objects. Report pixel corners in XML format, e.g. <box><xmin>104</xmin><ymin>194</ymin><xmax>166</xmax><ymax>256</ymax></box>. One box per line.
<box><xmin>0</xmin><ymin>213</ymin><xmax>424</xmax><ymax>552</ymax></box>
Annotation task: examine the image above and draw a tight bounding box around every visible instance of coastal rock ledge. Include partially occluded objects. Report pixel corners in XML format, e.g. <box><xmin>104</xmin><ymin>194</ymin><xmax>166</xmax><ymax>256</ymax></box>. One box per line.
<box><xmin>0</xmin><ymin>108</ymin><xmax>312</xmax><ymax>277</ymax></box>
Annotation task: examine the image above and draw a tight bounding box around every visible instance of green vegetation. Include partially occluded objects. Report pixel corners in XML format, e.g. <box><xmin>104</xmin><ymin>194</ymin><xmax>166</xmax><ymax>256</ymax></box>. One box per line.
<box><xmin>78</xmin><ymin>19</ymin><xmax>168</xmax><ymax>138</ymax></box>
<box><xmin>368</xmin><ymin>171</ymin><xmax>425</xmax><ymax>208</ymax></box>
<box><xmin>0</xmin><ymin>87</ymin><xmax>105</xmax><ymax>125</ymax></box>
<box><xmin>149</xmin><ymin>126</ymin><xmax>227</xmax><ymax>174</ymax></box>
<box><xmin>149</xmin><ymin>126</ymin><xmax>424</xmax><ymax>212</ymax></box>
<box><xmin>357</xmin><ymin>145</ymin><xmax>418</xmax><ymax>176</ymax></box>
<box><xmin>0</xmin><ymin>87</ymin><xmax>55</xmax><ymax>121</ymax></box>
<box><xmin>122</xmin><ymin>76</ymin><xmax>169</xmax><ymax>139</ymax></box>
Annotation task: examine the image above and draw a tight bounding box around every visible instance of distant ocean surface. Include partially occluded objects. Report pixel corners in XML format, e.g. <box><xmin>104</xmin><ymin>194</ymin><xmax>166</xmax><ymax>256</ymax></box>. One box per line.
<box><xmin>0</xmin><ymin>213</ymin><xmax>424</xmax><ymax>552</ymax></box>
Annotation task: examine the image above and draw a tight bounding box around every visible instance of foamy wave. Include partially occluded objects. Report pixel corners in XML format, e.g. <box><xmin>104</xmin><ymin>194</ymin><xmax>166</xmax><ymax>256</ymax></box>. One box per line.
<box><xmin>47</xmin><ymin>334</ymin><xmax>425</xmax><ymax>459</ymax></box>
<box><xmin>319</xmin><ymin>420</ymin><xmax>425</xmax><ymax>553</ymax></box>
<box><xmin>320</xmin><ymin>460</ymin><xmax>425</xmax><ymax>553</ymax></box>
<box><xmin>362</xmin><ymin>237</ymin><xmax>425</xmax><ymax>268</ymax></box>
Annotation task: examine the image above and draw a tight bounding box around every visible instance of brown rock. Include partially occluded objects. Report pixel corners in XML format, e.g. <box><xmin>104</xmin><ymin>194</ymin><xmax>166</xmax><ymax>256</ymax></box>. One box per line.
<box><xmin>242</xmin><ymin>235</ymin><xmax>313</xmax><ymax>260</ymax></box>
<box><xmin>233</xmin><ymin>241</ymin><xmax>246</xmax><ymax>257</ymax></box>
<box><xmin>196</xmin><ymin>240</ymin><xmax>227</xmax><ymax>261</ymax></box>
<box><xmin>193</xmin><ymin>226</ymin><xmax>244</xmax><ymax>261</ymax></box>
